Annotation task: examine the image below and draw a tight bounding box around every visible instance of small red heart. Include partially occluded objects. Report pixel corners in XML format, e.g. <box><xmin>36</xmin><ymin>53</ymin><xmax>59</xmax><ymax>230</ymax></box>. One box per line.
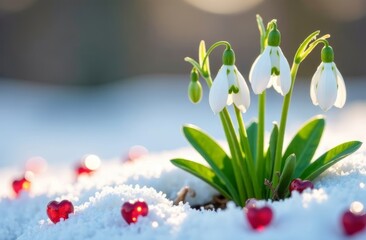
<box><xmin>76</xmin><ymin>165</ymin><xmax>94</xmax><ymax>176</ymax></box>
<box><xmin>342</xmin><ymin>210</ymin><xmax>366</xmax><ymax>236</ymax></box>
<box><xmin>12</xmin><ymin>177</ymin><xmax>31</xmax><ymax>196</ymax></box>
<box><xmin>47</xmin><ymin>200</ymin><xmax>74</xmax><ymax>224</ymax></box>
<box><xmin>121</xmin><ymin>199</ymin><xmax>149</xmax><ymax>224</ymax></box>
<box><xmin>245</xmin><ymin>205</ymin><xmax>273</xmax><ymax>230</ymax></box>
<box><xmin>289</xmin><ymin>178</ymin><xmax>314</xmax><ymax>193</ymax></box>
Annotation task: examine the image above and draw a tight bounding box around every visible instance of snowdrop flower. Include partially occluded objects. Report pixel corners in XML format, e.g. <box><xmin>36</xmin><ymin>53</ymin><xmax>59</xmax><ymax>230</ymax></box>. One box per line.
<box><xmin>249</xmin><ymin>27</ymin><xmax>291</xmax><ymax>95</ymax></box>
<box><xmin>310</xmin><ymin>46</ymin><xmax>346</xmax><ymax>111</ymax></box>
<box><xmin>209</xmin><ymin>48</ymin><xmax>250</xmax><ymax>114</ymax></box>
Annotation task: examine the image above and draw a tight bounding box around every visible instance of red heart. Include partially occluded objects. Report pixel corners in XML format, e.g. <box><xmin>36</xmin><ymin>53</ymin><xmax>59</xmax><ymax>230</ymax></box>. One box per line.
<box><xmin>289</xmin><ymin>178</ymin><xmax>314</xmax><ymax>193</ymax></box>
<box><xmin>47</xmin><ymin>200</ymin><xmax>74</xmax><ymax>224</ymax></box>
<box><xmin>121</xmin><ymin>199</ymin><xmax>149</xmax><ymax>224</ymax></box>
<box><xmin>245</xmin><ymin>206</ymin><xmax>273</xmax><ymax>230</ymax></box>
<box><xmin>75</xmin><ymin>165</ymin><xmax>94</xmax><ymax>176</ymax></box>
<box><xmin>342</xmin><ymin>210</ymin><xmax>366</xmax><ymax>236</ymax></box>
<box><xmin>12</xmin><ymin>177</ymin><xmax>31</xmax><ymax>196</ymax></box>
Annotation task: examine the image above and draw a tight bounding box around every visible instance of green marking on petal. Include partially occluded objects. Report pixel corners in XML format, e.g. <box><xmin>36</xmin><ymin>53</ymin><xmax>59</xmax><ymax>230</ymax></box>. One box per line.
<box><xmin>229</xmin><ymin>85</ymin><xmax>239</xmax><ymax>94</ymax></box>
<box><xmin>271</xmin><ymin>67</ymin><xmax>280</xmax><ymax>76</ymax></box>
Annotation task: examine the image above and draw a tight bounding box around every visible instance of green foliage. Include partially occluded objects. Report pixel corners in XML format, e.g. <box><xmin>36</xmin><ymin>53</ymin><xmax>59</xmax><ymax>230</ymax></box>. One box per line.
<box><xmin>277</xmin><ymin>154</ymin><xmax>296</xmax><ymax>199</ymax></box>
<box><xmin>246</xmin><ymin>121</ymin><xmax>258</xmax><ymax>162</ymax></box>
<box><xmin>171</xmin><ymin>118</ymin><xmax>361</xmax><ymax>204</ymax></box>
<box><xmin>171</xmin><ymin>158</ymin><xmax>231</xmax><ymax>199</ymax></box>
<box><xmin>282</xmin><ymin>116</ymin><xmax>325</xmax><ymax>177</ymax></box>
<box><xmin>182</xmin><ymin>125</ymin><xmax>240</xmax><ymax>202</ymax></box>
<box><xmin>300</xmin><ymin>141</ymin><xmax>362</xmax><ymax>180</ymax></box>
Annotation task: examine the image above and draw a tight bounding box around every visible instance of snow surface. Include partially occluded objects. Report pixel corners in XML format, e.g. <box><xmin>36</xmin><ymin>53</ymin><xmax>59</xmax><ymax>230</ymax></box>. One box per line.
<box><xmin>0</xmin><ymin>147</ymin><xmax>365</xmax><ymax>240</ymax></box>
<box><xmin>1</xmin><ymin>78</ymin><xmax>366</xmax><ymax>239</ymax></box>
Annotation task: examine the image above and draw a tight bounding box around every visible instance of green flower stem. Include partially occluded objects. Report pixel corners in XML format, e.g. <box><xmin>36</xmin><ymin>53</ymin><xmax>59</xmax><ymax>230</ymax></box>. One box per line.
<box><xmin>219</xmin><ymin>111</ymin><xmax>247</xmax><ymax>203</ymax></box>
<box><xmin>256</xmin><ymin>92</ymin><xmax>265</xmax><ymax>191</ymax></box>
<box><xmin>256</xmin><ymin>14</ymin><xmax>267</xmax><ymax>197</ymax></box>
<box><xmin>205</xmin><ymin>76</ymin><xmax>247</xmax><ymax>205</ymax></box>
<box><xmin>272</xmin><ymin>62</ymin><xmax>300</xmax><ymax>188</ymax></box>
<box><xmin>201</xmin><ymin>41</ymin><xmax>231</xmax><ymax>73</ymax></box>
<box><xmin>234</xmin><ymin>106</ymin><xmax>260</xmax><ymax>198</ymax></box>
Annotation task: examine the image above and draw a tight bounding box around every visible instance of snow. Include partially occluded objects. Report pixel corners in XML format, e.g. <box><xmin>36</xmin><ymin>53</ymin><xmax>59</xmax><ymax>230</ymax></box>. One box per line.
<box><xmin>0</xmin><ymin>148</ymin><xmax>365</xmax><ymax>240</ymax></box>
<box><xmin>1</xmin><ymin>77</ymin><xmax>366</xmax><ymax>239</ymax></box>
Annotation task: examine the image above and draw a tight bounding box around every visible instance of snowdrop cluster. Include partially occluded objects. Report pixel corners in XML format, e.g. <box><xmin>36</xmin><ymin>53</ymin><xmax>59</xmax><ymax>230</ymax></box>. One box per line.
<box><xmin>177</xmin><ymin>15</ymin><xmax>360</xmax><ymax>207</ymax></box>
<box><xmin>208</xmin><ymin>25</ymin><xmax>346</xmax><ymax>114</ymax></box>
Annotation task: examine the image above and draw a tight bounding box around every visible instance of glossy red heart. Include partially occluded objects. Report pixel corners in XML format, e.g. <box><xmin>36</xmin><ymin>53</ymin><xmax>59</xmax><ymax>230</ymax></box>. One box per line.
<box><xmin>342</xmin><ymin>210</ymin><xmax>366</xmax><ymax>236</ymax></box>
<box><xmin>47</xmin><ymin>200</ymin><xmax>74</xmax><ymax>224</ymax></box>
<box><xmin>289</xmin><ymin>178</ymin><xmax>314</xmax><ymax>193</ymax></box>
<box><xmin>121</xmin><ymin>199</ymin><xmax>149</xmax><ymax>224</ymax></box>
<box><xmin>245</xmin><ymin>205</ymin><xmax>273</xmax><ymax>230</ymax></box>
<box><xmin>12</xmin><ymin>177</ymin><xmax>31</xmax><ymax>196</ymax></box>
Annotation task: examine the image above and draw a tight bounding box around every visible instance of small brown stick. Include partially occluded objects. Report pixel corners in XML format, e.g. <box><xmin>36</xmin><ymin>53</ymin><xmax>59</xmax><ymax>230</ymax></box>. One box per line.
<box><xmin>173</xmin><ymin>186</ymin><xmax>196</xmax><ymax>205</ymax></box>
<box><xmin>264</xmin><ymin>179</ymin><xmax>279</xmax><ymax>201</ymax></box>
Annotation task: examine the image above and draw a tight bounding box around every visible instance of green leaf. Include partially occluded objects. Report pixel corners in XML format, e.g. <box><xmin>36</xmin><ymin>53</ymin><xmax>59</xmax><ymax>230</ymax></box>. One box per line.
<box><xmin>277</xmin><ymin>154</ymin><xmax>296</xmax><ymax>199</ymax></box>
<box><xmin>294</xmin><ymin>30</ymin><xmax>320</xmax><ymax>64</ymax></box>
<box><xmin>198</xmin><ymin>40</ymin><xmax>210</xmax><ymax>77</ymax></box>
<box><xmin>171</xmin><ymin>158</ymin><xmax>231</xmax><ymax>200</ymax></box>
<box><xmin>246</xmin><ymin>121</ymin><xmax>258</xmax><ymax>162</ymax></box>
<box><xmin>283</xmin><ymin>116</ymin><xmax>325</xmax><ymax>177</ymax></box>
<box><xmin>265</xmin><ymin>123</ymin><xmax>279</xmax><ymax>182</ymax></box>
<box><xmin>182</xmin><ymin>124</ymin><xmax>238</xmax><ymax>199</ymax></box>
<box><xmin>300</xmin><ymin>141</ymin><xmax>362</xmax><ymax>181</ymax></box>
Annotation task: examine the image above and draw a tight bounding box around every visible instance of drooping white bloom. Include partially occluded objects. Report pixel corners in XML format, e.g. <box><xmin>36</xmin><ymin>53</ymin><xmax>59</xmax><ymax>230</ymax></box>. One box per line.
<box><xmin>310</xmin><ymin>62</ymin><xmax>346</xmax><ymax>111</ymax></box>
<box><xmin>249</xmin><ymin>46</ymin><xmax>291</xmax><ymax>95</ymax></box>
<box><xmin>209</xmin><ymin>65</ymin><xmax>250</xmax><ymax>114</ymax></box>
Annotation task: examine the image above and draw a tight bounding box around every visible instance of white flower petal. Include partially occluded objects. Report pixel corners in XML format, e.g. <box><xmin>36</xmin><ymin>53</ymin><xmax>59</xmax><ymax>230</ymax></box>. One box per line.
<box><xmin>267</xmin><ymin>76</ymin><xmax>274</xmax><ymax>88</ymax></box>
<box><xmin>227</xmin><ymin>94</ymin><xmax>233</xmax><ymax>105</ymax></box>
<box><xmin>249</xmin><ymin>47</ymin><xmax>272</xmax><ymax>94</ymax></box>
<box><xmin>333</xmin><ymin>63</ymin><xmax>347</xmax><ymax>108</ymax></box>
<box><xmin>271</xmin><ymin>75</ymin><xmax>282</xmax><ymax>93</ymax></box>
<box><xmin>277</xmin><ymin>47</ymin><xmax>291</xmax><ymax>95</ymax></box>
<box><xmin>232</xmin><ymin>67</ymin><xmax>250</xmax><ymax>113</ymax></box>
<box><xmin>209</xmin><ymin>65</ymin><xmax>229</xmax><ymax>114</ymax></box>
<box><xmin>269</xmin><ymin>46</ymin><xmax>280</xmax><ymax>72</ymax></box>
<box><xmin>316</xmin><ymin>63</ymin><xmax>338</xmax><ymax>111</ymax></box>
<box><xmin>227</xmin><ymin>65</ymin><xmax>237</xmax><ymax>88</ymax></box>
<box><xmin>310</xmin><ymin>63</ymin><xmax>323</xmax><ymax>106</ymax></box>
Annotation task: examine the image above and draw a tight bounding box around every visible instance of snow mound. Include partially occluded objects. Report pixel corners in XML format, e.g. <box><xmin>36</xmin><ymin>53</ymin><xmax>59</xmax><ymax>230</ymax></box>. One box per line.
<box><xmin>0</xmin><ymin>149</ymin><xmax>366</xmax><ymax>240</ymax></box>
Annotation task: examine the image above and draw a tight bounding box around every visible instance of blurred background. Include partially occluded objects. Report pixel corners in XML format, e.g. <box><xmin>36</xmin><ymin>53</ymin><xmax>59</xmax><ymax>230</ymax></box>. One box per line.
<box><xmin>0</xmin><ymin>0</ymin><xmax>366</xmax><ymax>167</ymax></box>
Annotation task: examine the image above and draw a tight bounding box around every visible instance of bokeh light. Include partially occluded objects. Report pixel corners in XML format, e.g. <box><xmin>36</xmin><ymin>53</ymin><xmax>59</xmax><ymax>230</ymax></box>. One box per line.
<box><xmin>184</xmin><ymin>0</ymin><xmax>263</xmax><ymax>15</ymax></box>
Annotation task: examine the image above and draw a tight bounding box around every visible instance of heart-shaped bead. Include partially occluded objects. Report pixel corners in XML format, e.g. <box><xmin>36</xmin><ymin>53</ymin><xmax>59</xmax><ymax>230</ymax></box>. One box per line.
<box><xmin>245</xmin><ymin>205</ymin><xmax>273</xmax><ymax>230</ymax></box>
<box><xmin>47</xmin><ymin>200</ymin><xmax>74</xmax><ymax>224</ymax></box>
<box><xmin>289</xmin><ymin>178</ymin><xmax>314</xmax><ymax>193</ymax></box>
<box><xmin>12</xmin><ymin>177</ymin><xmax>31</xmax><ymax>196</ymax></box>
<box><xmin>342</xmin><ymin>210</ymin><xmax>366</xmax><ymax>236</ymax></box>
<box><xmin>121</xmin><ymin>199</ymin><xmax>149</xmax><ymax>224</ymax></box>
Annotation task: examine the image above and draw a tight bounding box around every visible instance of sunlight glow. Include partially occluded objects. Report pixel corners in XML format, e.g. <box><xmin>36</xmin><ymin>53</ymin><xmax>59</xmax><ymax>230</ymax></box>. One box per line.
<box><xmin>184</xmin><ymin>0</ymin><xmax>263</xmax><ymax>15</ymax></box>
<box><xmin>350</xmin><ymin>201</ymin><xmax>364</xmax><ymax>214</ymax></box>
<box><xmin>84</xmin><ymin>155</ymin><xmax>101</xmax><ymax>170</ymax></box>
<box><xmin>151</xmin><ymin>221</ymin><xmax>159</xmax><ymax>228</ymax></box>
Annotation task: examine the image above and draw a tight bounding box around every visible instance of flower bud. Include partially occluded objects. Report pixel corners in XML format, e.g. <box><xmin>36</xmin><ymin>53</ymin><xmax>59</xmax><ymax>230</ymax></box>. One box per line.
<box><xmin>268</xmin><ymin>27</ymin><xmax>281</xmax><ymax>47</ymax></box>
<box><xmin>222</xmin><ymin>48</ymin><xmax>235</xmax><ymax>65</ymax></box>
<box><xmin>321</xmin><ymin>45</ymin><xmax>334</xmax><ymax>63</ymax></box>
<box><xmin>188</xmin><ymin>80</ymin><xmax>202</xmax><ymax>103</ymax></box>
<box><xmin>190</xmin><ymin>68</ymin><xmax>199</xmax><ymax>82</ymax></box>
